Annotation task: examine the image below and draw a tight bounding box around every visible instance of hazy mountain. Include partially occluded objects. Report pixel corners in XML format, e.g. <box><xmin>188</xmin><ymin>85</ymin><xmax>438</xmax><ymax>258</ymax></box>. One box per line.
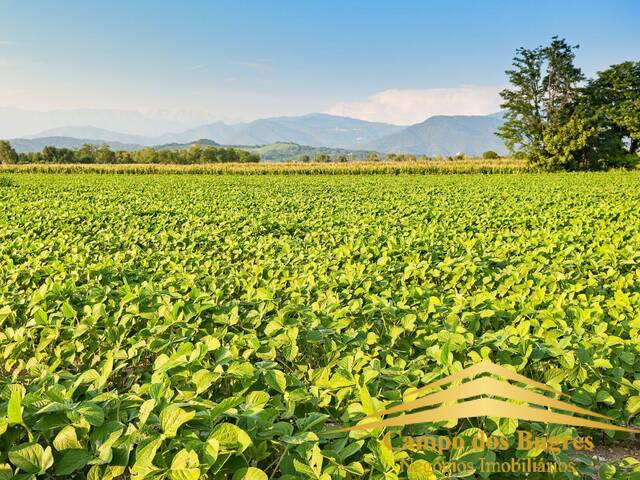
<box><xmin>155</xmin><ymin>122</ymin><xmax>238</xmax><ymax>145</ymax></box>
<box><xmin>28</xmin><ymin>126</ymin><xmax>151</xmax><ymax>145</ymax></box>
<box><xmin>159</xmin><ymin>113</ymin><xmax>402</xmax><ymax>147</ymax></box>
<box><xmin>9</xmin><ymin>137</ymin><xmax>144</xmax><ymax>153</ymax></box>
<box><xmin>0</xmin><ymin>107</ymin><xmax>203</xmax><ymax>139</ymax></box>
<box><xmin>367</xmin><ymin>115</ymin><xmax>506</xmax><ymax>155</ymax></box>
<box><xmin>7</xmin><ymin>110</ymin><xmax>508</xmax><ymax>156</ymax></box>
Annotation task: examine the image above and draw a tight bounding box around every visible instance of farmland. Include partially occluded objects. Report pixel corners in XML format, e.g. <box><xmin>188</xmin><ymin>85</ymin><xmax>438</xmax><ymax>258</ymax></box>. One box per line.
<box><xmin>1</xmin><ymin>173</ymin><xmax>640</xmax><ymax>479</ymax></box>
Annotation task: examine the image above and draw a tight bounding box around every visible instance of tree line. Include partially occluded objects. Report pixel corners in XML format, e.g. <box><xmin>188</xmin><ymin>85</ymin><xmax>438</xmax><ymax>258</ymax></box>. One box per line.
<box><xmin>298</xmin><ymin>153</ymin><xmax>434</xmax><ymax>163</ymax></box>
<box><xmin>298</xmin><ymin>152</ymin><xmax>500</xmax><ymax>163</ymax></box>
<box><xmin>0</xmin><ymin>142</ymin><xmax>260</xmax><ymax>165</ymax></box>
<box><xmin>498</xmin><ymin>37</ymin><xmax>639</xmax><ymax>170</ymax></box>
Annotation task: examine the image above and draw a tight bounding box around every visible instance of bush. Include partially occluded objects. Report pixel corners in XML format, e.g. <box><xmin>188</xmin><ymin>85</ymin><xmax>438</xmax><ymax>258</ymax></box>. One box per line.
<box><xmin>482</xmin><ymin>150</ymin><xmax>500</xmax><ymax>159</ymax></box>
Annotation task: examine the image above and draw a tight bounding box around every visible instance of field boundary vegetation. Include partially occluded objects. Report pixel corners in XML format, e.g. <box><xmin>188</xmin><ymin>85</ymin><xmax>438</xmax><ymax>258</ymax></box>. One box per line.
<box><xmin>0</xmin><ymin>159</ymin><xmax>532</xmax><ymax>175</ymax></box>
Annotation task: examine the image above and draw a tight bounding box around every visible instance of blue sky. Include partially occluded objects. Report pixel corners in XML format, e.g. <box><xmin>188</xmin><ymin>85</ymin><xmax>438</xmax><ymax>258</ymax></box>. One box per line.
<box><xmin>0</xmin><ymin>0</ymin><xmax>638</xmax><ymax>125</ymax></box>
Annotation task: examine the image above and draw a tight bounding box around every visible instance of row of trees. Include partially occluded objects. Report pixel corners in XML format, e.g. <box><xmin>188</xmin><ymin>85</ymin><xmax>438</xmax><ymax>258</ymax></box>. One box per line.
<box><xmin>499</xmin><ymin>37</ymin><xmax>639</xmax><ymax>170</ymax></box>
<box><xmin>298</xmin><ymin>152</ymin><xmax>435</xmax><ymax>163</ymax></box>
<box><xmin>298</xmin><ymin>152</ymin><xmax>500</xmax><ymax>163</ymax></box>
<box><xmin>0</xmin><ymin>142</ymin><xmax>260</xmax><ymax>165</ymax></box>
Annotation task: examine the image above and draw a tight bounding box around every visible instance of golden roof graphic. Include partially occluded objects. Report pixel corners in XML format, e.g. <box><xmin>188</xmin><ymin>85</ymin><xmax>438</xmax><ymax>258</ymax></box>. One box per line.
<box><xmin>334</xmin><ymin>360</ymin><xmax>638</xmax><ymax>433</ymax></box>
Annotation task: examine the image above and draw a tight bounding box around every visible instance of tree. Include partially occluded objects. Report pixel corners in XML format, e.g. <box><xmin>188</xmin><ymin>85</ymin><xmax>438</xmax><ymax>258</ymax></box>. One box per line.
<box><xmin>482</xmin><ymin>150</ymin><xmax>500</xmax><ymax>159</ymax></box>
<box><xmin>583</xmin><ymin>61</ymin><xmax>640</xmax><ymax>155</ymax></box>
<box><xmin>95</xmin><ymin>144</ymin><xmax>116</xmax><ymax>164</ymax></box>
<box><xmin>75</xmin><ymin>144</ymin><xmax>97</xmax><ymax>164</ymax></box>
<box><xmin>498</xmin><ymin>37</ymin><xmax>585</xmax><ymax>169</ymax></box>
<box><xmin>0</xmin><ymin>140</ymin><xmax>18</xmax><ymax>164</ymax></box>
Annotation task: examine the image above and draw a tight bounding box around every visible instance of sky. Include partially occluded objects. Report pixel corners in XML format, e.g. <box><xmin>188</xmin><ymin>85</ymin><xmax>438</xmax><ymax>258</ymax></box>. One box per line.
<box><xmin>0</xmin><ymin>0</ymin><xmax>638</xmax><ymax>129</ymax></box>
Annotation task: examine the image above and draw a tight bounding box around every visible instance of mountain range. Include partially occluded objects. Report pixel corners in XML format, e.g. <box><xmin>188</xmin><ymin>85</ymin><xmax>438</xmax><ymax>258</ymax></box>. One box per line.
<box><xmin>5</xmin><ymin>110</ymin><xmax>507</xmax><ymax>157</ymax></box>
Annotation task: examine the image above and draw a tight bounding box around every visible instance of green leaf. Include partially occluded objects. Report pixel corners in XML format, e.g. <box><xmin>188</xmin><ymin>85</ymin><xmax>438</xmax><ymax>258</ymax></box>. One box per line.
<box><xmin>593</xmin><ymin>358</ymin><xmax>613</xmax><ymax>369</ymax></box>
<box><xmin>53</xmin><ymin>425</ymin><xmax>82</xmax><ymax>450</ymax></box>
<box><xmin>626</xmin><ymin>395</ymin><xmax>640</xmax><ymax>414</ymax></box>
<box><xmin>373</xmin><ymin>439</ymin><xmax>394</xmax><ymax>471</ymax></box>
<box><xmin>132</xmin><ymin>435</ymin><xmax>163</xmax><ymax>473</ymax></box>
<box><xmin>572</xmin><ymin>390</ymin><xmax>593</xmax><ymax>406</ymax></box>
<box><xmin>596</xmin><ymin>390</ymin><xmax>615</xmax><ymax>406</ymax></box>
<box><xmin>76</xmin><ymin>402</ymin><xmax>105</xmax><ymax>426</ymax></box>
<box><xmin>137</xmin><ymin>399</ymin><xmax>156</xmax><ymax>427</ymax></box>
<box><xmin>210</xmin><ymin>423</ymin><xmax>252</xmax><ymax>453</ymax></box>
<box><xmin>0</xmin><ymin>305</ymin><xmax>12</xmax><ymax>324</ymax></box>
<box><xmin>360</xmin><ymin>385</ymin><xmax>377</xmax><ymax>417</ymax></box>
<box><xmin>160</xmin><ymin>405</ymin><xmax>195</xmax><ymax>438</ymax></box>
<box><xmin>232</xmin><ymin>467</ymin><xmax>268</xmax><ymax>480</ymax></box>
<box><xmin>293</xmin><ymin>459</ymin><xmax>317</xmax><ymax>478</ymax></box>
<box><xmin>0</xmin><ymin>463</ymin><xmax>12</xmax><ymax>480</ymax></box>
<box><xmin>599</xmin><ymin>464</ymin><xmax>616</xmax><ymax>480</ymax></box>
<box><xmin>8</xmin><ymin>443</ymin><xmax>54</xmax><ymax>474</ymax></box>
<box><xmin>192</xmin><ymin>369</ymin><xmax>216</xmax><ymax>394</ymax></box>
<box><xmin>265</xmin><ymin>369</ymin><xmax>287</xmax><ymax>394</ymax></box>
<box><xmin>169</xmin><ymin>449</ymin><xmax>200</xmax><ymax>480</ymax></box>
<box><xmin>201</xmin><ymin>438</ymin><xmax>219</xmax><ymax>468</ymax></box>
<box><xmin>55</xmin><ymin>449</ymin><xmax>93</xmax><ymax>476</ymax></box>
<box><xmin>7</xmin><ymin>389</ymin><xmax>23</xmax><ymax>425</ymax></box>
<box><xmin>62</xmin><ymin>301</ymin><xmax>76</xmax><ymax>319</ymax></box>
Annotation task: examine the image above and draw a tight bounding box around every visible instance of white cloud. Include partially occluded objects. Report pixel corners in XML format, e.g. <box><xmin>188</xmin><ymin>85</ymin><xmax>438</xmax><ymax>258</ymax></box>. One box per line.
<box><xmin>326</xmin><ymin>85</ymin><xmax>503</xmax><ymax>125</ymax></box>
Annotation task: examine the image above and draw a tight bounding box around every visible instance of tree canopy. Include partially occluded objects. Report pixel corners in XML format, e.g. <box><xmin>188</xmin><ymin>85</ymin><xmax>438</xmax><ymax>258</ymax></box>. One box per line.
<box><xmin>498</xmin><ymin>37</ymin><xmax>639</xmax><ymax>171</ymax></box>
<box><xmin>6</xmin><ymin>143</ymin><xmax>260</xmax><ymax>165</ymax></box>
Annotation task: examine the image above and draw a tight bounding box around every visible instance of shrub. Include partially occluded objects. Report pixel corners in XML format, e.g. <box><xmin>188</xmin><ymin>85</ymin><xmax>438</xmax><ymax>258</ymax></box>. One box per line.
<box><xmin>482</xmin><ymin>150</ymin><xmax>500</xmax><ymax>159</ymax></box>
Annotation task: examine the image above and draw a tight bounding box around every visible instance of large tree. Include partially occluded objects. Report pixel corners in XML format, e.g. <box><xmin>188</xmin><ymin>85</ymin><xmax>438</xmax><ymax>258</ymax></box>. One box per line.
<box><xmin>498</xmin><ymin>37</ymin><xmax>586</xmax><ymax>169</ymax></box>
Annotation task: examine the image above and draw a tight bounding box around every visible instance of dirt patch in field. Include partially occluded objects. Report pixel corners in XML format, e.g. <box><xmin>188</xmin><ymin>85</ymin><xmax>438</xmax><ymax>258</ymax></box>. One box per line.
<box><xmin>591</xmin><ymin>441</ymin><xmax>640</xmax><ymax>462</ymax></box>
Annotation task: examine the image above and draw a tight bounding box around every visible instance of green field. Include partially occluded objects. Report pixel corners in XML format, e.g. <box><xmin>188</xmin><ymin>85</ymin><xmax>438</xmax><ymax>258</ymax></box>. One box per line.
<box><xmin>1</xmin><ymin>173</ymin><xmax>640</xmax><ymax>479</ymax></box>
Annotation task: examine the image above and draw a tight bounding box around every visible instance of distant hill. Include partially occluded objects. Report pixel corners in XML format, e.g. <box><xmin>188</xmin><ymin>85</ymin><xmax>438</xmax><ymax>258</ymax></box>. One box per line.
<box><xmin>9</xmin><ymin>136</ymin><xmax>144</xmax><ymax>153</ymax></box>
<box><xmin>22</xmin><ymin>114</ymin><xmax>401</xmax><ymax>150</ymax></box>
<box><xmin>28</xmin><ymin>126</ymin><xmax>150</xmax><ymax>145</ymax></box>
<box><xmin>159</xmin><ymin>113</ymin><xmax>403</xmax><ymax>148</ymax></box>
<box><xmin>9</xmin><ymin>112</ymin><xmax>508</xmax><ymax>156</ymax></box>
<box><xmin>155</xmin><ymin>138</ymin><xmax>220</xmax><ymax>150</ymax></box>
<box><xmin>367</xmin><ymin>115</ymin><xmax>506</xmax><ymax>156</ymax></box>
<box><xmin>0</xmin><ymin>106</ymin><xmax>197</xmax><ymax>139</ymax></box>
<box><xmin>9</xmin><ymin>137</ymin><xmax>375</xmax><ymax>162</ymax></box>
<box><xmin>154</xmin><ymin>140</ymin><xmax>375</xmax><ymax>162</ymax></box>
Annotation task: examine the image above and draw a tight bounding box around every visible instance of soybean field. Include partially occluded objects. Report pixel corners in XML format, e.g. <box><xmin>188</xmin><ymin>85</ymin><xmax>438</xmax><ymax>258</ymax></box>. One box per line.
<box><xmin>1</xmin><ymin>173</ymin><xmax>639</xmax><ymax>479</ymax></box>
